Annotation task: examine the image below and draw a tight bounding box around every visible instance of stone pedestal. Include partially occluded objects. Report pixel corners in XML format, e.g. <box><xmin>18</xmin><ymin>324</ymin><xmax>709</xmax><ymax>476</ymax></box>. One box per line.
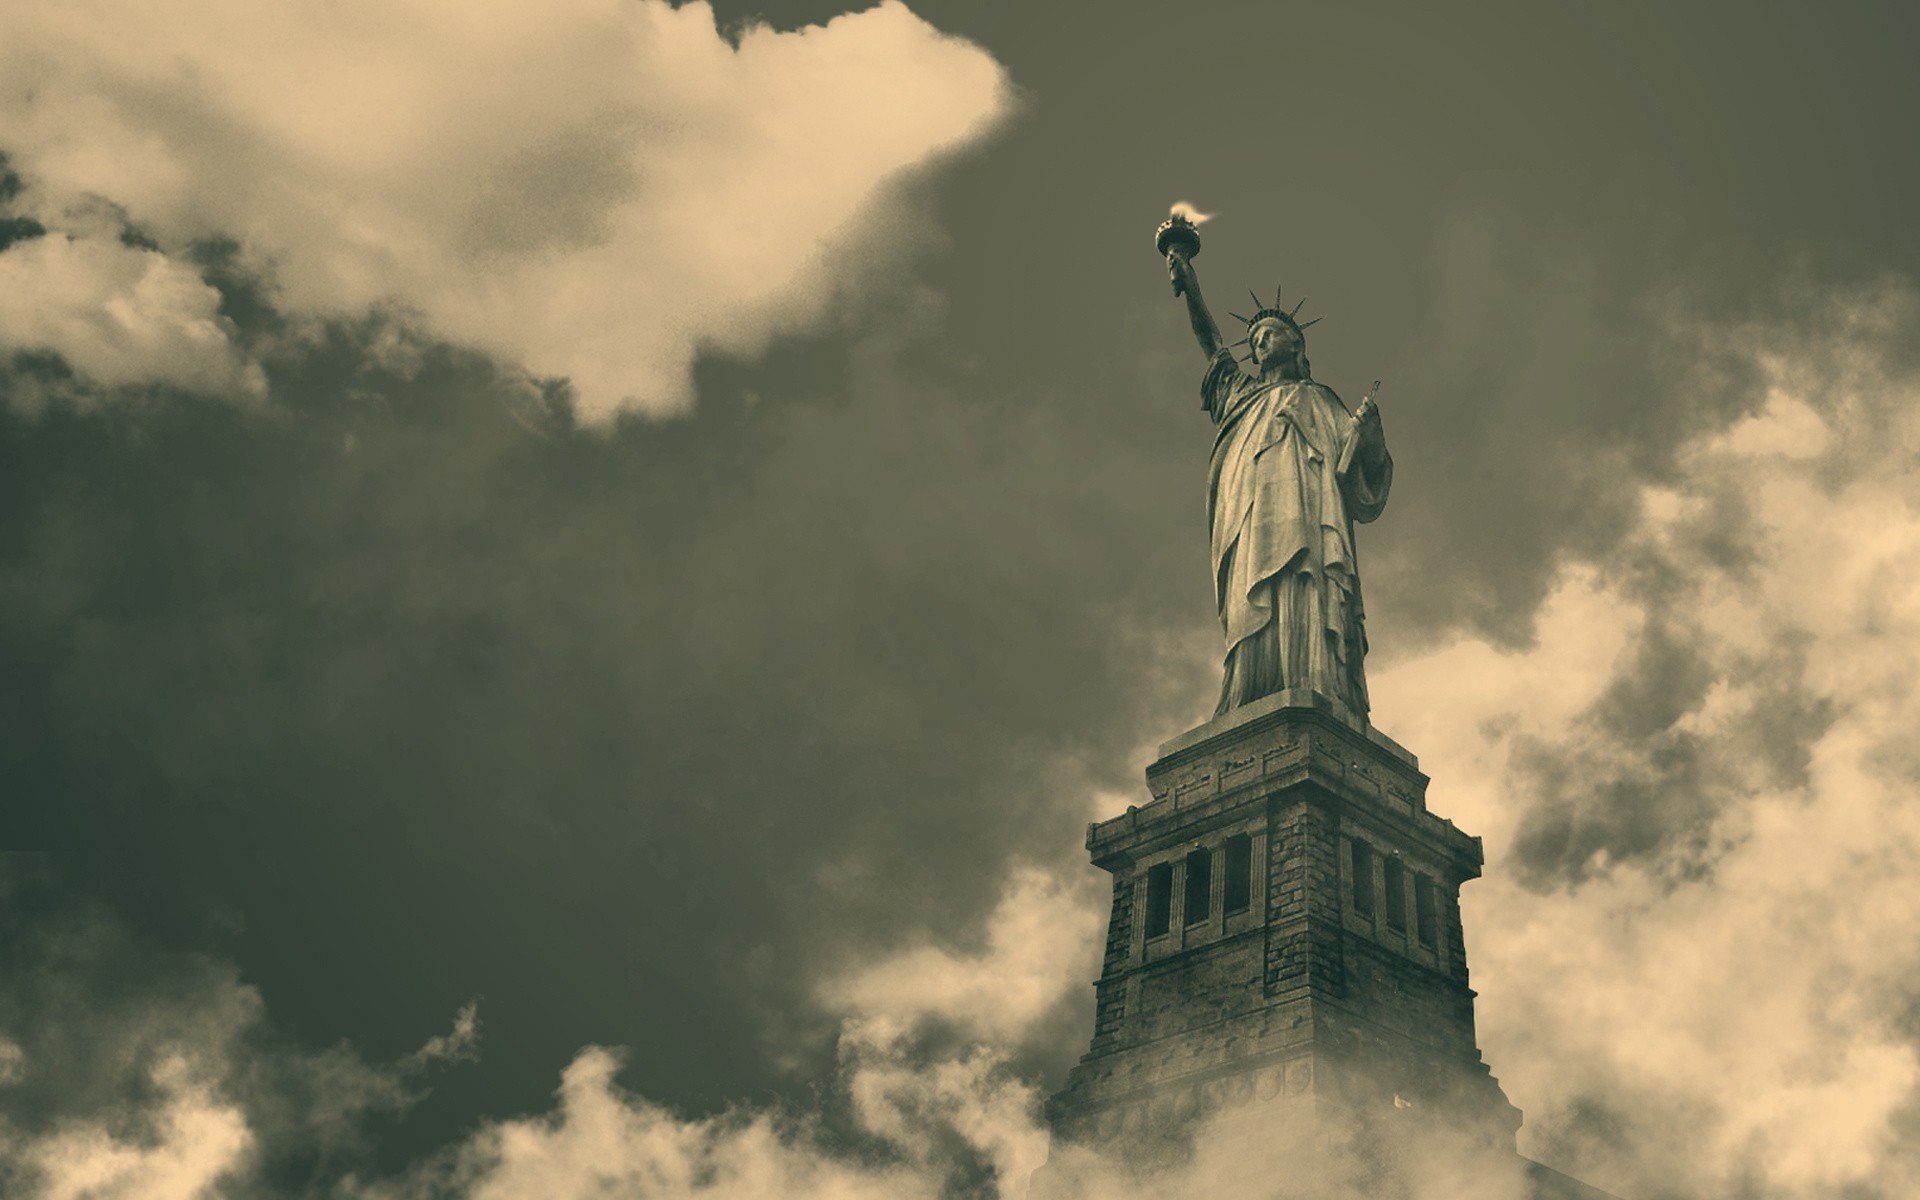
<box><xmin>1032</xmin><ymin>689</ymin><xmax>1560</xmax><ymax>1198</ymax></box>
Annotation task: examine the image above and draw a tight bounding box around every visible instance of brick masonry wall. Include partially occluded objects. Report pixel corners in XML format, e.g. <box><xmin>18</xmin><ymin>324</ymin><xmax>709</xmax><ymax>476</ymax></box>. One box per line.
<box><xmin>1053</xmin><ymin>704</ymin><xmax>1517</xmax><ymax>1151</ymax></box>
<box><xmin>1339</xmin><ymin>936</ymin><xmax>1480</xmax><ymax>1059</ymax></box>
<box><xmin>1128</xmin><ymin>936</ymin><xmax>1265</xmax><ymax>1044</ymax></box>
<box><xmin>1443</xmin><ymin>887</ymin><xmax>1470</xmax><ymax>981</ymax></box>
<box><xmin>1103</xmin><ymin>875</ymin><xmax>1134</xmax><ymax>977</ymax></box>
<box><xmin>1265</xmin><ymin>797</ymin><xmax>1346</xmax><ymax>997</ymax></box>
<box><xmin>1090</xmin><ymin>877</ymin><xmax>1133</xmax><ymax>1050</ymax></box>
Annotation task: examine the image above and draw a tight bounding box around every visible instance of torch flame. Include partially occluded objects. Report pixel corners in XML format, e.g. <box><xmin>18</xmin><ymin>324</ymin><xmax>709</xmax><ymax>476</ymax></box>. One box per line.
<box><xmin>1169</xmin><ymin>201</ymin><xmax>1214</xmax><ymax>225</ymax></box>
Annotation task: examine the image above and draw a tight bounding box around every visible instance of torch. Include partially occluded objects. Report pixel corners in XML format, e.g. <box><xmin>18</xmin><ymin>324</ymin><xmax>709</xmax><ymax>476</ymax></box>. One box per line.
<box><xmin>1154</xmin><ymin>202</ymin><xmax>1210</xmax><ymax>295</ymax></box>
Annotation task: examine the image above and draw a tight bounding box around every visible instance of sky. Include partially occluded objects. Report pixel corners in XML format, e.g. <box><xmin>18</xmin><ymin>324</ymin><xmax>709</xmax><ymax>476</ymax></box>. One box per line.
<box><xmin>1</xmin><ymin>1</ymin><xmax>1919</xmax><ymax>1197</ymax></box>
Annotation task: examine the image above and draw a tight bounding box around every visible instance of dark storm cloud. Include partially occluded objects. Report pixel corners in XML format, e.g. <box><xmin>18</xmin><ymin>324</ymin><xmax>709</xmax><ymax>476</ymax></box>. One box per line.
<box><xmin>0</xmin><ymin>258</ymin><xmax>1197</xmax><ymax>1146</ymax></box>
<box><xmin>6</xmin><ymin>1</ymin><xmax>1920</xmax><ymax>1196</ymax></box>
<box><xmin>0</xmin><ymin>857</ymin><xmax>477</xmax><ymax>1197</ymax></box>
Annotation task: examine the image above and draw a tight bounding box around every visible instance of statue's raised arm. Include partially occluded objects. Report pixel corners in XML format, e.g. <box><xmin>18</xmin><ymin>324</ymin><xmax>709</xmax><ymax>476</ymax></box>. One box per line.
<box><xmin>1157</xmin><ymin>213</ymin><xmax>1222</xmax><ymax>360</ymax></box>
<box><xmin>1167</xmin><ymin>251</ymin><xmax>1223</xmax><ymax>360</ymax></box>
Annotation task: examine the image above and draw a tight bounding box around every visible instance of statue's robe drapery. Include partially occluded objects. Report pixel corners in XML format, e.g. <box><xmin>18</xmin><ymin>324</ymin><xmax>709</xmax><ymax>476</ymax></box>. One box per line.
<box><xmin>1202</xmin><ymin>346</ymin><xmax>1392</xmax><ymax>718</ymax></box>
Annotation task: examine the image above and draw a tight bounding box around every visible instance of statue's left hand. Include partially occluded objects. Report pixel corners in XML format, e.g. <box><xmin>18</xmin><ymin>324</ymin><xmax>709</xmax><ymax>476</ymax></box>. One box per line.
<box><xmin>1353</xmin><ymin>382</ymin><xmax>1382</xmax><ymax>428</ymax></box>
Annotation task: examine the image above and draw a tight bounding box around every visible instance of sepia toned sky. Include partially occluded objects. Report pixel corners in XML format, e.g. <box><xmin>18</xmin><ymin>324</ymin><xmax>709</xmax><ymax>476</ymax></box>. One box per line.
<box><xmin>2</xmin><ymin>2</ymin><xmax>1919</xmax><ymax>1197</ymax></box>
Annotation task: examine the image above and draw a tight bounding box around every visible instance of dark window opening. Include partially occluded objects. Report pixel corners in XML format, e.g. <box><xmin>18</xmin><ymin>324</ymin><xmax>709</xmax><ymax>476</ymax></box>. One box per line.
<box><xmin>1350</xmin><ymin>838</ymin><xmax>1375</xmax><ymax>916</ymax></box>
<box><xmin>1383</xmin><ymin>855</ymin><xmax>1407</xmax><ymax>932</ymax></box>
<box><xmin>1145</xmin><ymin>862</ymin><xmax>1173</xmax><ymax>938</ymax></box>
<box><xmin>1184</xmin><ymin>848</ymin><xmax>1212</xmax><ymax>926</ymax></box>
<box><xmin>1415</xmin><ymin>873</ymin><xmax>1438</xmax><ymax>946</ymax></box>
<box><xmin>1224</xmin><ymin>833</ymin><xmax>1253</xmax><ymax>914</ymax></box>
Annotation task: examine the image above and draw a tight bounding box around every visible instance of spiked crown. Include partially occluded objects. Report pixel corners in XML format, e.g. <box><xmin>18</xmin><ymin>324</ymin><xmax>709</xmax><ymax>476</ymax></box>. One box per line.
<box><xmin>1227</xmin><ymin>285</ymin><xmax>1319</xmax><ymax>355</ymax></box>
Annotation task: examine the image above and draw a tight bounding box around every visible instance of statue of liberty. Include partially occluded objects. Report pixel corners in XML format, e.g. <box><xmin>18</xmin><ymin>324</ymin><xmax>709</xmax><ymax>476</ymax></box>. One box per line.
<box><xmin>1159</xmin><ymin>215</ymin><xmax>1393</xmax><ymax>721</ymax></box>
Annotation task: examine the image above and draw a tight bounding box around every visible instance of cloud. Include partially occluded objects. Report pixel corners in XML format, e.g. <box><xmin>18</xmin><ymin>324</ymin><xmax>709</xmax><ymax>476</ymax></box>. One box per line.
<box><xmin>0</xmin><ymin>239</ymin><xmax>1189</xmax><ymax>1163</ymax></box>
<box><xmin>383</xmin><ymin>860</ymin><xmax>1531</xmax><ymax>1200</ymax></box>
<box><xmin>822</xmin><ymin>866</ymin><xmax>1103</xmax><ymax>1044</ymax></box>
<box><xmin>0</xmin><ymin>0</ymin><xmax>1010</xmax><ymax>419</ymax></box>
<box><xmin>393</xmin><ymin>1045</ymin><xmax>936</xmax><ymax>1200</ymax></box>
<box><xmin>408</xmin><ymin>1029</ymin><xmax>1047</xmax><ymax>1200</ymax></box>
<box><xmin>23</xmin><ymin>1054</ymin><xmax>252</xmax><ymax>1200</ymax></box>
<box><xmin>1371</xmin><ymin>279</ymin><xmax>1920</xmax><ymax>1198</ymax></box>
<box><xmin>0</xmin><ymin>884</ymin><xmax>481</xmax><ymax>1200</ymax></box>
<box><xmin>0</xmin><ymin>867</ymin><xmax>1077</xmax><ymax>1200</ymax></box>
<box><xmin>0</xmin><ymin>234</ymin><xmax>265</xmax><ymax>410</ymax></box>
<box><xmin>406</xmin><ymin>1001</ymin><xmax>481</xmax><ymax>1070</ymax></box>
<box><xmin>0</xmin><ymin>954</ymin><xmax>1545</xmax><ymax>1200</ymax></box>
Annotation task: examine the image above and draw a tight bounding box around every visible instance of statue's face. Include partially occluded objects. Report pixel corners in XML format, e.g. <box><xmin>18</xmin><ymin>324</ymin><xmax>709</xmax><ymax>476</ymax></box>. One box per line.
<box><xmin>1249</xmin><ymin>319</ymin><xmax>1301</xmax><ymax>369</ymax></box>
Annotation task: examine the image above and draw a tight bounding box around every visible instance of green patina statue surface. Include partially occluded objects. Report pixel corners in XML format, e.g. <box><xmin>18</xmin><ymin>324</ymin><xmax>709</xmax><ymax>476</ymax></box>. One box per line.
<box><xmin>1166</xmin><ymin>250</ymin><xmax>1392</xmax><ymax>720</ymax></box>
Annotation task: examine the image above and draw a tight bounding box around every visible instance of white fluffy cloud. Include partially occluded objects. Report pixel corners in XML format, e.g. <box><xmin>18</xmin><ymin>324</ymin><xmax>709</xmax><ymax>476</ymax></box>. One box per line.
<box><xmin>0</xmin><ymin>0</ymin><xmax>1009</xmax><ymax>419</ymax></box>
<box><xmin>823</xmin><ymin>866</ymin><xmax>1102</xmax><ymax>1044</ymax></box>
<box><xmin>0</xmin><ymin>235</ymin><xmax>266</xmax><ymax>408</ymax></box>
<box><xmin>24</xmin><ymin>1055</ymin><xmax>252</xmax><ymax>1200</ymax></box>
<box><xmin>0</xmin><ymin>869</ymin><xmax>1083</xmax><ymax>1200</ymax></box>
<box><xmin>1371</xmin><ymin>282</ymin><xmax>1920</xmax><ymax>1198</ymax></box>
<box><xmin>398</xmin><ymin>864</ymin><xmax>1096</xmax><ymax>1200</ymax></box>
<box><xmin>0</xmin><ymin>907</ymin><xmax>483</xmax><ymax>1200</ymax></box>
<box><xmin>413</xmin><ymin>1027</ymin><xmax>1051</xmax><ymax>1200</ymax></box>
<box><xmin>405</xmin><ymin>1046</ymin><xmax>933</xmax><ymax>1200</ymax></box>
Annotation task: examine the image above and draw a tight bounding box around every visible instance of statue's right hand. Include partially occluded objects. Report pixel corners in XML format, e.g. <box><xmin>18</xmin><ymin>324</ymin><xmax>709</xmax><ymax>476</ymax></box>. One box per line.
<box><xmin>1167</xmin><ymin>253</ymin><xmax>1193</xmax><ymax>296</ymax></box>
